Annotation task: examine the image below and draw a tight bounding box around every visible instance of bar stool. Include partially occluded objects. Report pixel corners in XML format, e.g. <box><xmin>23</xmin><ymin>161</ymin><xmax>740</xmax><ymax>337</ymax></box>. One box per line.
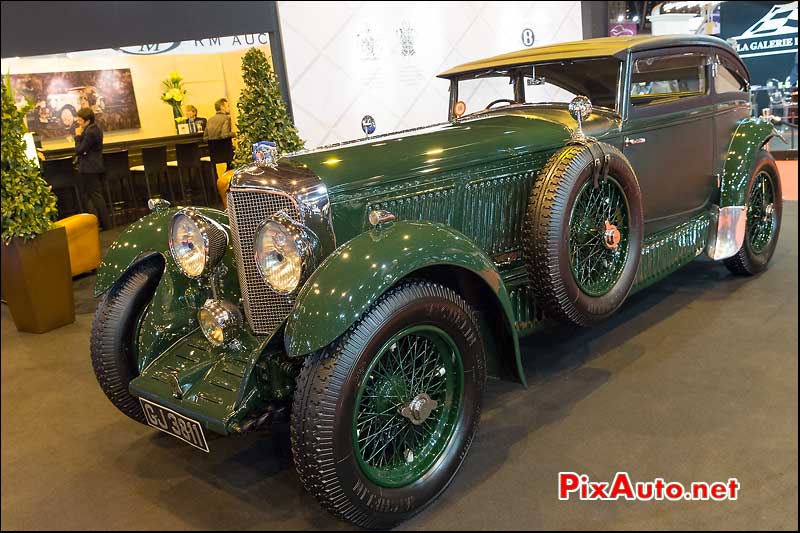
<box><xmin>175</xmin><ymin>142</ymin><xmax>210</xmax><ymax>206</ymax></box>
<box><xmin>139</xmin><ymin>146</ymin><xmax>175</xmax><ymax>203</ymax></box>
<box><xmin>208</xmin><ymin>138</ymin><xmax>234</xmax><ymax>176</ymax></box>
<box><xmin>103</xmin><ymin>150</ymin><xmax>138</xmax><ymax>225</ymax></box>
<box><xmin>41</xmin><ymin>157</ymin><xmax>82</xmax><ymax>218</ymax></box>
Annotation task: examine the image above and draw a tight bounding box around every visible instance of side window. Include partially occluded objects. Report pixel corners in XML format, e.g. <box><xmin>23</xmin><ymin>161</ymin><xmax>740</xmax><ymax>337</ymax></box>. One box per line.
<box><xmin>716</xmin><ymin>63</ymin><xmax>747</xmax><ymax>94</ymax></box>
<box><xmin>630</xmin><ymin>53</ymin><xmax>708</xmax><ymax>107</ymax></box>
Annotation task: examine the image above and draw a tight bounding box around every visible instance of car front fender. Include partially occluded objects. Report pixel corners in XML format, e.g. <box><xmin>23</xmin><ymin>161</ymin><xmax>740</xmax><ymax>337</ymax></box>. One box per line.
<box><xmin>94</xmin><ymin>207</ymin><xmax>241</xmax><ymax>371</ymax></box>
<box><xmin>94</xmin><ymin>206</ymin><xmax>228</xmax><ymax>296</ymax></box>
<box><xmin>284</xmin><ymin>220</ymin><xmax>525</xmax><ymax>384</ymax></box>
<box><xmin>720</xmin><ymin>117</ymin><xmax>780</xmax><ymax>207</ymax></box>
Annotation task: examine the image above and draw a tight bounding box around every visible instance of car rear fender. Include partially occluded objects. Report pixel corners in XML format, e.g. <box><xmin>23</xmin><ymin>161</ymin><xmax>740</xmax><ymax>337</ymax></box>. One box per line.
<box><xmin>720</xmin><ymin>118</ymin><xmax>781</xmax><ymax>207</ymax></box>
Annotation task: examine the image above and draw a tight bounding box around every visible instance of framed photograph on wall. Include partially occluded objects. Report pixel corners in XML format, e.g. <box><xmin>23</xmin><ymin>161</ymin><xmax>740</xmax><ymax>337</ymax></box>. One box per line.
<box><xmin>10</xmin><ymin>68</ymin><xmax>141</xmax><ymax>140</ymax></box>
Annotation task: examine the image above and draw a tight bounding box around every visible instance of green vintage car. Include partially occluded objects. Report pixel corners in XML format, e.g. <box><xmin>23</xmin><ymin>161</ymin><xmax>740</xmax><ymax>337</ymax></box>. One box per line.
<box><xmin>91</xmin><ymin>35</ymin><xmax>783</xmax><ymax>528</ymax></box>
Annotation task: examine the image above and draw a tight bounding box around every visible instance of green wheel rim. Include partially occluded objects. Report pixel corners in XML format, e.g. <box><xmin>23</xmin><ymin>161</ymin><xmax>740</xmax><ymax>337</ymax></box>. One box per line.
<box><xmin>568</xmin><ymin>177</ymin><xmax>630</xmax><ymax>297</ymax></box>
<box><xmin>353</xmin><ymin>325</ymin><xmax>464</xmax><ymax>488</ymax></box>
<box><xmin>746</xmin><ymin>170</ymin><xmax>777</xmax><ymax>254</ymax></box>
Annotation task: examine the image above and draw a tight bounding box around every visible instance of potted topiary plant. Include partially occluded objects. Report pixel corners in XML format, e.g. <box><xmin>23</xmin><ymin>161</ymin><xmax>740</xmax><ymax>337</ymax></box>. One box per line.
<box><xmin>214</xmin><ymin>47</ymin><xmax>305</xmax><ymax>206</ymax></box>
<box><xmin>1</xmin><ymin>75</ymin><xmax>75</xmax><ymax>333</ymax></box>
<box><xmin>232</xmin><ymin>47</ymin><xmax>304</xmax><ymax>166</ymax></box>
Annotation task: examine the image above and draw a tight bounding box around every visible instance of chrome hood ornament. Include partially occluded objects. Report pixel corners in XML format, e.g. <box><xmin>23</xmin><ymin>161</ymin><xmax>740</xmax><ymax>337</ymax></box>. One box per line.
<box><xmin>568</xmin><ymin>96</ymin><xmax>593</xmax><ymax>143</ymax></box>
<box><xmin>253</xmin><ymin>141</ymin><xmax>279</xmax><ymax>169</ymax></box>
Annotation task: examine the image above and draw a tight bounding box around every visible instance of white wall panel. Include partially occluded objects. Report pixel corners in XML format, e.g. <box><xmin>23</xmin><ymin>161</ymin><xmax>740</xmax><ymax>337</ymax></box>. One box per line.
<box><xmin>278</xmin><ymin>1</ymin><xmax>583</xmax><ymax>148</ymax></box>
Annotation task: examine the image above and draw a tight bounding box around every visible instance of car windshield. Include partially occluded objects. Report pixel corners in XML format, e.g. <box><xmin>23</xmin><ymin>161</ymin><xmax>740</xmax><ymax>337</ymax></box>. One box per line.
<box><xmin>453</xmin><ymin>56</ymin><xmax>621</xmax><ymax>117</ymax></box>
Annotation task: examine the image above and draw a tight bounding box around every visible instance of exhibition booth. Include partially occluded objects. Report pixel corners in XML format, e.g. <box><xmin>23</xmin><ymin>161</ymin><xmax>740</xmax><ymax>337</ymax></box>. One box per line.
<box><xmin>1</xmin><ymin>1</ymin><xmax>797</xmax><ymax>531</ymax></box>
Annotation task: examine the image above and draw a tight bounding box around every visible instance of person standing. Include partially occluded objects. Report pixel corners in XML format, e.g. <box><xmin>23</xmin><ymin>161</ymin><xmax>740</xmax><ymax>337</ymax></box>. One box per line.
<box><xmin>204</xmin><ymin>98</ymin><xmax>233</xmax><ymax>141</ymax></box>
<box><xmin>74</xmin><ymin>107</ymin><xmax>111</xmax><ymax>230</ymax></box>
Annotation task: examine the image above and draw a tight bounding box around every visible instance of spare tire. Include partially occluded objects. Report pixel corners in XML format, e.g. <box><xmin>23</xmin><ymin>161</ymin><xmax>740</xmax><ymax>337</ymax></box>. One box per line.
<box><xmin>523</xmin><ymin>142</ymin><xmax>643</xmax><ymax>326</ymax></box>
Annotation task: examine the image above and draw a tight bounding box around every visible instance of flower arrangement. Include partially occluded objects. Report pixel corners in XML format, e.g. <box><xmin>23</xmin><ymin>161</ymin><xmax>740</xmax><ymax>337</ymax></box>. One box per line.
<box><xmin>160</xmin><ymin>71</ymin><xmax>186</xmax><ymax>128</ymax></box>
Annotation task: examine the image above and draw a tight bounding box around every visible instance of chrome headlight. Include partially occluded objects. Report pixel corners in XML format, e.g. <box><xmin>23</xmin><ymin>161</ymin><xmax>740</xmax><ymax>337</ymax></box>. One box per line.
<box><xmin>254</xmin><ymin>214</ymin><xmax>315</xmax><ymax>293</ymax></box>
<box><xmin>169</xmin><ymin>208</ymin><xmax>228</xmax><ymax>279</ymax></box>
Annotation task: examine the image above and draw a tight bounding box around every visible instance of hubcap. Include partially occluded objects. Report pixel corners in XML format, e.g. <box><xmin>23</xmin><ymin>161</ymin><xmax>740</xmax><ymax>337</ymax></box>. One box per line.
<box><xmin>568</xmin><ymin>177</ymin><xmax>630</xmax><ymax>296</ymax></box>
<box><xmin>353</xmin><ymin>325</ymin><xmax>463</xmax><ymax>488</ymax></box>
<box><xmin>603</xmin><ymin>221</ymin><xmax>621</xmax><ymax>250</ymax></box>
<box><xmin>401</xmin><ymin>393</ymin><xmax>439</xmax><ymax>425</ymax></box>
<box><xmin>746</xmin><ymin>171</ymin><xmax>777</xmax><ymax>254</ymax></box>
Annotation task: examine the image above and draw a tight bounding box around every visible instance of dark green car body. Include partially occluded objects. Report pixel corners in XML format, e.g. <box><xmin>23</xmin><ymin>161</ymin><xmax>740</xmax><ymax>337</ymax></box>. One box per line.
<box><xmin>95</xmin><ymin>35</ymin><xmax>779</xmax><ymax>437</ymax></box>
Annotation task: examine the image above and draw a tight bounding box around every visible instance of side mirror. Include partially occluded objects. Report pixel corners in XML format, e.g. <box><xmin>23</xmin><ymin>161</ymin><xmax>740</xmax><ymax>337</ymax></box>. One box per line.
<box><xmin>568</xmin><ymin>96</ymin><xmax>593</xmax><ymax>142</ymax></box>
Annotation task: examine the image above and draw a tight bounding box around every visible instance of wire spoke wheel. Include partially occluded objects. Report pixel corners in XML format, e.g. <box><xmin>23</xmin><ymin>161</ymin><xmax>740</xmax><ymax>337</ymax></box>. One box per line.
<box><xmin>568</xmin><ymin>177</ymin><xmax>630</xmax><ymax>296</ymax></box>
<box><xmin>353</xmin><ymin>325</ymin><xmax>463</xmax><ymax>488</ymax></box>
<box><xmin>746</xmin><ymin>170</ymin><xmax>777</xmax><ymax>254</ymax></box>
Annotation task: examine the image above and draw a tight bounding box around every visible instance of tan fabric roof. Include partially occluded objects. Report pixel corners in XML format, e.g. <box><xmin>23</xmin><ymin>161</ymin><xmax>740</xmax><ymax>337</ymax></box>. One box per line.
<box><xmin>437</xmin><ymin>35</ymin><xmax>736</xmax><ymax>78</ymax></box>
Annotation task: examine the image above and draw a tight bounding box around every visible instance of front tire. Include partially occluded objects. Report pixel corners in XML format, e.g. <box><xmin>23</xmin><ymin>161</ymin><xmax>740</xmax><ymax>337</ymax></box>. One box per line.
<box><xmin>291</xmin><ymin>280</ymin><xmax>486</xmax><ymax>529</ymax></box>
<box><xmin>90</xmin><ymin>261</ymin><xmax>162</xmax><ymax>424</ymax></box>
<box><xmin>724</xmin><ymin>150</ymin><xmax>782</xmax><ymax>275</ymax></box>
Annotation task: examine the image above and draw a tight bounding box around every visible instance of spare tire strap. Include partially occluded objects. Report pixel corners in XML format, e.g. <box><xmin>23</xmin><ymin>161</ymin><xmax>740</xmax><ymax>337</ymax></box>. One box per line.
<box><xmin>585</xmin><ymin>142</ymin><xmax>610</xmax><ymax>189</ymax></box>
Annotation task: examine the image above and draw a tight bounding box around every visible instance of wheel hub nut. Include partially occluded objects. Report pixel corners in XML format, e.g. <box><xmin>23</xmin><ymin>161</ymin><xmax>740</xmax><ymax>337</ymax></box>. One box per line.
<box><xmin>603</xmin><ymin>221</ymin><xmax>621</xmax><ymax>250</ymax></box>
<box><xmin>764</xmin><ymin>203</ymin><xmax>774</xmax><ymax>221</ymax></box>
<box><xmin>401</xmin><ymin>393</ymin><xmax>438</xmax><ymax>425</ymax></box>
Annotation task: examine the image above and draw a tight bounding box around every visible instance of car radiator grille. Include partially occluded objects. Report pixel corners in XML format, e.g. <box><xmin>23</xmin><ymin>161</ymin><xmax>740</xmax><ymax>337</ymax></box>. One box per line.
<box><xmin>226</xmin><ymin>189</ymin><xmax>300</xmax><ymax>335</ymax></box>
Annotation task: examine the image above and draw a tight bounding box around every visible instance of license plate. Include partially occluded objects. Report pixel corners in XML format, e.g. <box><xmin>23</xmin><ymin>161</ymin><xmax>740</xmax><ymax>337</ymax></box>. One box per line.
<box><xmin>140</xmin><ymin>398</ymin><xmax>209</xmax><ymax>453</ymax></box>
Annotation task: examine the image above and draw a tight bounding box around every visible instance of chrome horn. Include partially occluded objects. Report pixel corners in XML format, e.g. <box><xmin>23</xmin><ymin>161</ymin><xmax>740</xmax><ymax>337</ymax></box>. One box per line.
<box><xmin>568</xmin><ymin>95</ymin><xmax>593</xmax><ymax>142</ymax></box>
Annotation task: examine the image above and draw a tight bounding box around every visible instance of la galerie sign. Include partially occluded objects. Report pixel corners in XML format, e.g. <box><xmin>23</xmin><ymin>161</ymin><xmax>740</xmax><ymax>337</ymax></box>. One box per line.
<box><xmin>113</xmin><ymin>34</ymin><xmax>270</xmax><ymax>56</ymax></box>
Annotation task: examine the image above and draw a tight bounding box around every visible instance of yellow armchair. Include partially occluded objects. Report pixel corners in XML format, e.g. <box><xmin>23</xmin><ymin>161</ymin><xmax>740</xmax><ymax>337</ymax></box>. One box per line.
<box><xmin>217</xmin><ymin>167</ymin><xmax>235</xmax><ymax>208</ymax></box>
<box><xmin>53</xmin><ymin>214</ymin><xmax>101</xmax><ymax>277</ymax></box>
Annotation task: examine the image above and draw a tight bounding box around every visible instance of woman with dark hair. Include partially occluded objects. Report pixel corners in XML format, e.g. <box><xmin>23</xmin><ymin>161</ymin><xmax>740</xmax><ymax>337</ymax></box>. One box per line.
<box><xmin>74</xmin><ymin>107</ymin><xmax>111</xmax><ymax>230</ymax></box>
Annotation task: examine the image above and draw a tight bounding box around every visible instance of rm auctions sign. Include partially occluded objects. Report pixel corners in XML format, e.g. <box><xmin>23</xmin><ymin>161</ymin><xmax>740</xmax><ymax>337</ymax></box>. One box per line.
<box><xmin>115</xmin><ymin>34</ymin><xmax>270</xmax><ymax>56</ymax></box>
<box><xmin>65</xmin><ymin>34</ymin><xmax>271</xmax><ymax>59</ymax></box>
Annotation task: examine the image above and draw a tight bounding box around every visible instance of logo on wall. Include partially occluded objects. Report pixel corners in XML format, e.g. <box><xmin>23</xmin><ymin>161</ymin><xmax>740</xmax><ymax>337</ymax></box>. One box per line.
<box><xmin>115</xmin><ymin>42</ymin><xmax>181</xmax><ymax>55</ymax></box>
<box><xmin>357</xmin><ymin>27</ymin><xmax>379</xmax><ymax>60</ymax></box>
<box><xmin>361</xmin><ymin>115</ymin><xmax>376</xmax><ymax>136</ymax></box>
<box><xmin>397</xmin><ymin>21</ymin><xmax>416</xmax><ymax>57</ymax></box>
<box><xmin>609</xmin><ymin>23</ymin><xmax>638</xmax><ymax>37</ymax></box>
<box><xmin>521</xmin><ymin>28</ymin><xmax>535</xmax><ymax>47</ymax></box>
<box><xmin>730</xmin><ymin>1</ymin><xmax>798</xmax><ymax>58</ymax></box>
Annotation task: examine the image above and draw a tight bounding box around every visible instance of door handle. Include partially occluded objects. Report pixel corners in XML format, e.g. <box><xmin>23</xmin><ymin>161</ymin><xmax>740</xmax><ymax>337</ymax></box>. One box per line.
<box><xmin>625</xmin><ymin>137</ymin><xmax>646</xmax><ymax>146</ymax></box>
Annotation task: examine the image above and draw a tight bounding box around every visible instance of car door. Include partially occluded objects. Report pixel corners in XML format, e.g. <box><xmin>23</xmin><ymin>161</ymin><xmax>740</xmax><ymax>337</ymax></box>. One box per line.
<box><xmin>622</xmin><ymin>48</ymin><xmax>716</xmax><ymax>234</ymax></box>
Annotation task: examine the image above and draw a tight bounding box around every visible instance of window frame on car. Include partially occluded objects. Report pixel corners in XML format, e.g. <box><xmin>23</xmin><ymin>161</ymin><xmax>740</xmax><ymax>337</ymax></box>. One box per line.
<box><xmin>713</xmin><ymin>52</ymin><xmax>750</xmax><ymax>96</ymax></box>
<box><xmin>625</xmin><ymin>47</ymin><xmax>714</xmax><ymax>120</ymax></box>
<box><xmin>446</xmin><ymin>56</ymin><xmax>625</xmax><ymax>121</ymax></box>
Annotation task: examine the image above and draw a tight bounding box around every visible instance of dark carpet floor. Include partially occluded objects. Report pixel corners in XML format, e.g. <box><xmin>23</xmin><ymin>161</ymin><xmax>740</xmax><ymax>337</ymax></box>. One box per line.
<box><xmin>2</xmin><ymin>204</ymin><xmax>797</xmax><ymax>530</ymax></box>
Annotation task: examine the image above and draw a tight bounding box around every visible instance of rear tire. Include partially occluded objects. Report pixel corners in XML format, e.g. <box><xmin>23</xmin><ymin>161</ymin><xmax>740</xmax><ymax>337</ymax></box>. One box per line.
<box><xmin>291</xmin><ymin>280</ymin><xmax>486</xmax><ymax>529</ymax></box>
<box><xmin>90</xmin><ymin>261</ymin><xmax>162</xmax><ymax>424</ymax></box>
<box><xmin>724</xmin><ymin>150</ymin><xmax>782</xmax><ymax>275</ymax></box>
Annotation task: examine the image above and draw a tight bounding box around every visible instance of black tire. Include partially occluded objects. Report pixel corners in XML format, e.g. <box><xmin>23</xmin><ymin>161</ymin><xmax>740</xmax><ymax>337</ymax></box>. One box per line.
<box><xmin>523</xmin><ymin>143</ymin><xmax>644</xmax><ymax>326</ymax></box>
<box><xmin>291</xmin><ymin>280</ymin><xmax>486</xmax><ymax>529</ymax></box>
<box><xmin>724</xmin><ymin>150</ymin><xmax>783</xmax><ymax>275</ymax></box>
<box><xmin>90</xmin><ymin>261</ymin><xmax>162</xmax><ymax>424</ymax></box>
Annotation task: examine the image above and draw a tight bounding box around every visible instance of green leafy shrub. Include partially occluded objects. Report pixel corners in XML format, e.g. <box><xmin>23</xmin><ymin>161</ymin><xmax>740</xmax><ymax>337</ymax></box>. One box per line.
<box><xmin>233</xmin><ymin>48</ymin><xmax>304</xmax><ymax>167</ymax></box>
<box><xmin>1</xmin><ymin>76</ymin><xmax>58</xmax><ymax>242</ymax></box>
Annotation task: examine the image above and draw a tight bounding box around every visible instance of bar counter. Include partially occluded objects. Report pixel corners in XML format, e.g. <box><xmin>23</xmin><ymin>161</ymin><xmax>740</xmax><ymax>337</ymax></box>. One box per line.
<box><xmin>41</xmin><ymin>132</ymin><xmax>209</xmax><ymax>167</ymax></box>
